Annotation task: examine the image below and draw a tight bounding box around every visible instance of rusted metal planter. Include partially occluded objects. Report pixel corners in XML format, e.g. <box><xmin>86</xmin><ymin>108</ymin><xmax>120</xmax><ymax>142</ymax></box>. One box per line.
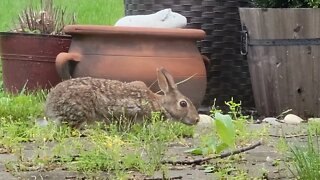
<box><xmin>0</xmin><ymin>32</ymin><xmax>71</xmax><ymax>93</ymax></box>
<box><xmin>56</xmin><ymin>25</ymin><xmax>207</xmax><ymax>107</ymax></box>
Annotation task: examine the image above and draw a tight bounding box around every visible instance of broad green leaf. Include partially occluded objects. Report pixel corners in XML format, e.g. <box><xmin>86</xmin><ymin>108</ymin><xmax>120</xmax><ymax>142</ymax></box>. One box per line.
<box><xmin>203</xmin><ymin>135</ymin><xmax>218</xmax><ymax>147</ymax></box>
<box><xmin>216</xmin><ymin>142</ymin><xmax>229</xmax><ymax>154</ymax></box>
<box><xmin>214</xmin><ymin>112</ymin><xmax>236</xmax><ymax>148</ymax></box>
<box><xmin>201</xmin><ymin>147</ymin><xmax>210</xmax><ymax>155</ymax></box>
<box><xmin>184</xmin><ymin>148</ymin><xmax>203</xmax><ymax>155</ymax></box>
<box><xmin>202</xmin><ymin>145</ymin><xmax>216</xmax><ymax>155</ymax></box>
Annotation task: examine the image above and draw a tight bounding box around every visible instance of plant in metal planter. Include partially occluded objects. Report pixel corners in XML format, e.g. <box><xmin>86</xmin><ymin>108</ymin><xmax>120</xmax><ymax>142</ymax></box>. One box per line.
<box><xmin>239</xmin><ymin>1</ymin><xmax>320</xmax><ymax>118</ymax></box>
<box><xmin>0</xmin><ymin>0</ymin><xmax>75</xmax><ymax>94</ymax></box>
<box><xmin>252</xmin><ymin>0</ymin><xmax>320</xmax><ymax>8</ymax></box>
<box><xmin>12</xmin><ymin>0</ymin><xmax>75</xmax><ymax>35</ymax></box>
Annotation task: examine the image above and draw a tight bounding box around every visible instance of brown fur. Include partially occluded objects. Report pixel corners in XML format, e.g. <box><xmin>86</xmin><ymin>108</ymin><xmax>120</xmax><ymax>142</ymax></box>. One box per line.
<box><xmin>45</xmin><ymin>68</ymin><xmax>199</xmax><ymax>128</ymax></box>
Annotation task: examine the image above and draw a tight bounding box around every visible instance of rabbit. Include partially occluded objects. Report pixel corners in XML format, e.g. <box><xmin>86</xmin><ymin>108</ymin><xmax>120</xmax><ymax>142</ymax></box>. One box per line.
<box><xmin>114</xmin><ymin>8</ymin><xmax>187</xmax><ymax>28</ymax></box>
<box><xmin>44</xmin><ymin>68</ymin><xmax>200</xmax><ymax>129</ymax></box>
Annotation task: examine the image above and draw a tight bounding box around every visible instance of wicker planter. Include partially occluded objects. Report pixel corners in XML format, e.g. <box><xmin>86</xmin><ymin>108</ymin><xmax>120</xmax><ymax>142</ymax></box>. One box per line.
<box><xmin>200</xmin><ymin>0</ymin><xmax>253</xmax><ymax>108</ymax></box>
<box><xmin>124</xmin><ymin>0</ymin><xmax>204</xmax><ymax>29</ymax></box>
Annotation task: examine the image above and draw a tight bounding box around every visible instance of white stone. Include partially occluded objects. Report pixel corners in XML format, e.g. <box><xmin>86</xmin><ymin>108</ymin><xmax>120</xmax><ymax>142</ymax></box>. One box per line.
<box><xmin>198</xmin><ymin>114</ymin><xmax>214</xmax><ymax>125</ymax></box>
<box><xmin>262</xmin><ymin>117</ymin><xmax>282</xmax><ymax>125</ymax></box>
<box><xmin>194</xmin><ymin>114</ymin><xmax>214</xmax><ymax>136</ymax></box>
<box><xmin>35</xmin><ymin>118</ymin><xmax>48</xmax><ymax>127</ymax></box>
<box><xmin>283</xmin><ymin>114</ymin><xmax>304</xmax><ymax>124</ymax></box>
<box><xmin>115</xmin><ymin>8</ymin><xmax>187</xmax><ymax>28</ymax></box>
<box><xmin>266</xmin><ymin>156</ymin><xmax>273</xmax><ymax>162</ymax></box>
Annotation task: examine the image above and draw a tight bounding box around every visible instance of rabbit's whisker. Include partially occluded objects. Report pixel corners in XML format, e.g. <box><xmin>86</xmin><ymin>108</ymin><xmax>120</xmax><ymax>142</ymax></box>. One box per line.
<box><xmin>148</xmin><ymin>79</ymin><xmax>158</xmax><ymax>89</ymax></box>
<box><xmin>175</xmin><ymin>73</ymin><xmax>197</xmax><ymax>86</ymax></box>
<box><xmin>155</xmin><ymin>73</ymin><xmax>197</xmax><ymax>94</ymax></box>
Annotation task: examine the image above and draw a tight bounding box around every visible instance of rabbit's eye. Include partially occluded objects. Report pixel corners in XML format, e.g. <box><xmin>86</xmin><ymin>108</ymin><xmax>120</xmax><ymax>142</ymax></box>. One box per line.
<box><xmin>179</xmin><ymin>100</ymin><xmax>188</xmax><ymax>107</ymax></box>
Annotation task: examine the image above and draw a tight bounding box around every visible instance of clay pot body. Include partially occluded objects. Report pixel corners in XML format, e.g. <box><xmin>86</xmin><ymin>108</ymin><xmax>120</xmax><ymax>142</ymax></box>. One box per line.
<box><xmin>56</xmin><ymin>25</ymin><xmax>207</xmax><ymax>107</ymax></box>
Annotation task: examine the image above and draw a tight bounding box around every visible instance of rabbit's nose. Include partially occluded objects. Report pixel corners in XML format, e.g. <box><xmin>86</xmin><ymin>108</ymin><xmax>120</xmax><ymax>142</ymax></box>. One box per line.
<box><xmin>195</xmin><ymin>117</ymin><xmax>200</xmax><ymax>123</ymax></box>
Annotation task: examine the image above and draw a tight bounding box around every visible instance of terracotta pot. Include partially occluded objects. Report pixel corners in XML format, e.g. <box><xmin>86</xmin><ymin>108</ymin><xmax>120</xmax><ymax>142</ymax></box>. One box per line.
<box><xmin>0</xmin><ymin>32</ymin><xmax>71</xmax><ymax>93</ymax></box>
<box><xmin>56</xmin><ymin>25</ymin><xmax>208</xmax><ymax>107</ymax></box>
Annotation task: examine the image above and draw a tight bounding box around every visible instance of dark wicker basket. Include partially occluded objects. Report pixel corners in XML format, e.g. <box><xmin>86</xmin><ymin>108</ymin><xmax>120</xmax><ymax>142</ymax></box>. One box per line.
<box><xmin>201</xmin><ymin>0</ymin><xmax>254</xmax><ymax>108</ymax></box>
<box><xmin>124</xmin><ymin>0</ymin><xmax>204</xmax><ymax>29</ymax></box>
<box><xmin>123</xmin><ymin>0</ymin><xmax>254</xmax><ymax>109</ymax></box>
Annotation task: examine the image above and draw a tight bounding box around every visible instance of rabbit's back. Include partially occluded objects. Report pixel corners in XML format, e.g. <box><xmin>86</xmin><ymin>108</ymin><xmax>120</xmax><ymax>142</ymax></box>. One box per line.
<box><xmin>45</xmin><ymin>77</ymin><xmax>160</xmax><ymax>128</ymax></box>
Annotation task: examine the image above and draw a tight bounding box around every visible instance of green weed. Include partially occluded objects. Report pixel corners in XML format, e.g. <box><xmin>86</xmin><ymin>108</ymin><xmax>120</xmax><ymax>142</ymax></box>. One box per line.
<box><xmin>308</xmin><ymin>119</ymin><xmax>320</xmax><ymax>135</ymax></box>
<box><xmin>204</xmin><ymin>158</ymin><xmax>250</xmax><ymax>179</ymax></box>
<box><xmin>289</xmin><ymin>133</ymin><xmax>320</xmax><ymax>179</ymax></box>
<box><xmin>275</xmin><ymin>137</ymin><xmax>289</xmax><ymax>154</ymax></box>
<box><xmin>1</xmin><ymin>111</ymin><xmax>194</xmax><ymax>178</ymax></box>
<box><xmin>186</xmin><ymin>98</ymin><xmax>257</xmax><ymax>155</ymax></box>
<box><xmin>0</xmin><ymin>91</ymin><xmax>45</xmax><ymax>121</ymax></box>
<box><xmin>63</xmin><ymin>119</ymin><xmax>193</xmax><ymax>177</ymax></box>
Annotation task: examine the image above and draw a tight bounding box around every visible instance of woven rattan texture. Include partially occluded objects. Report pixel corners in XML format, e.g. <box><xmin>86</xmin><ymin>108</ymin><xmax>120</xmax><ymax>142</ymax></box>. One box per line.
<box><xmin>201</xmin><ymin>0</ymin><xmax>253</xmax><ymax>107</ymax></box>
<box><xmin>125</xmin><ymin>0</ymin><xmax>204</xmax><ymax>29</ymax></box>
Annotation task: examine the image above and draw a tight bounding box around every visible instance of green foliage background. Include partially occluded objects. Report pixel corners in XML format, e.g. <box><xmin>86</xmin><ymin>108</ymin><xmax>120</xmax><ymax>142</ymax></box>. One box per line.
<box><xmin>0</xmin><ymin>0</ymin><xmax>124</xmax><ymax>31</ymax></box>
<box><xmin>252</xmin><ymin>0</ymin><xmax>320</xmax><ymax>8</ymax></box>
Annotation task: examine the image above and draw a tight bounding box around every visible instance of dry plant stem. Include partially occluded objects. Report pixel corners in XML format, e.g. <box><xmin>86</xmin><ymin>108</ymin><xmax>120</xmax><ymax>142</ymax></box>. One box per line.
<box><xmin>143</xmin><ymin>176</ymin><xmax>183</xmax><ymax>180</ymax></box>
<box><xmin>128</xmin><ymin>176</ymin><xmax>183</xmax><ymax>180</ymax></box>
<box><xmin>162</xmin><ymin>141</ymin><xmax>262</xmax><ymax>165</ymax></box>
<box><xmin>269</xmin><ymin>134</ymin><xmax>308</xmax><ymax>138</ymax></box>
<box><xmin>65</xmin><ymin>176</ymin><xmax>77</xmax><ymax>180</ymax></box>
<box><xmin>15</xmin><ymin>0</ymin><xmax>75</xmax><ymax>34</ymax></box>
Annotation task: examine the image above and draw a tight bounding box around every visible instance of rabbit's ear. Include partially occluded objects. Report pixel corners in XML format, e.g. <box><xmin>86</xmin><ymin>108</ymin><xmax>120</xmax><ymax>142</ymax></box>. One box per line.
<box><xmin>157</xmin><ymin>68</ymin><xmax>177</xmax><ymax>94</ymax></box>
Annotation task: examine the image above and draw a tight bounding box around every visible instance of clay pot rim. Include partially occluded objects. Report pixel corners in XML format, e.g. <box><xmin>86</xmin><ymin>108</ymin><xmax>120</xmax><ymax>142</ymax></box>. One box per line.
<box><xmin>63</xmin><ymin>25</ymin><xmax>205</xmax><ymax>39</ymax></box>
<box><xmin>0</xmin><ymin>32</ymin><xmax>71</xmax><ymax>38</ymax></box>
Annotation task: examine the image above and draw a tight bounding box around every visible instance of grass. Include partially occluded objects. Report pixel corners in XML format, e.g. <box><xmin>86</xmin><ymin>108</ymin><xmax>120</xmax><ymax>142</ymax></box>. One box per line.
<box><xmin>289</xmin><ymin>133</ymin><xmax>320</xmax><ymax>179</ymax></box>
<box><xmin>1</xmin><ymin>113</ymin><xmax>194</xmax><ymax>178</ymax></box>
<box><xmin>0</xmin><ymin>93</ymin><xmax>259</xmax><ymax>178</ymax></box>
<box><xmin>0</xmin><ymin>0</ymin><xmax>172</xmax><ymax>178</ymax></box>
<box><xmin>0</xmin><ymin>87</ymin><xmax>194</xmax><ymax>178</ymax></box>
<box><xmin>0</xmin><ymin>0</ymin><xmax>124</xmax><ymax>31</ymax></box>
<box><xmin>275</xmin><ymin>121</ymin><xmax>320</xmax><ymax>179</ymax></box>
<box><xmin>0</xmin><ymin>91</ymin><xmax>45</xmax><ymax>120</ymax></box>
<box><xmin>0</xmin><ymin>1</ymin><xmax>317</xmax><ymax>178</ymax></box>
<box><xmin>0</xmin><ymin>81</ymin><xmax>193</xmax><ymax>178</ymax></box>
